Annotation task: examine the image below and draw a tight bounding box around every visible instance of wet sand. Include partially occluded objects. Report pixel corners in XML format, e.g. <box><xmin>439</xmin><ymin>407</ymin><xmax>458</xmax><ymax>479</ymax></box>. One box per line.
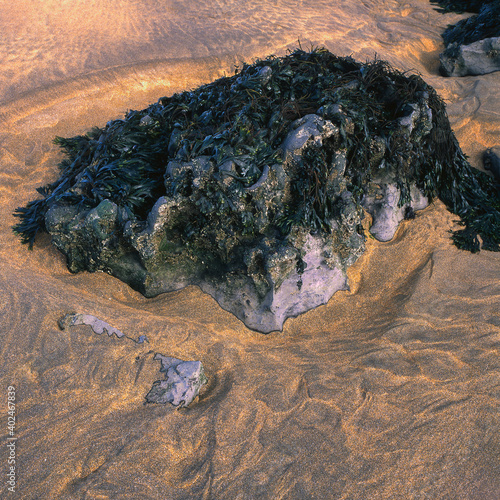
<box><xmin>1</xmin><ymin>1</ymin><xmax>499</xmax><ymax>498</ymax></box>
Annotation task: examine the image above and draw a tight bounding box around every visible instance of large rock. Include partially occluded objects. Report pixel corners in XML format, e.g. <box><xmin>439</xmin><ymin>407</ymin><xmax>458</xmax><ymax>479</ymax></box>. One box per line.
<box><xmin>440</xmin><ymin>37</ymin><xmax>500</xmax><ymax>77</ymax></box>
<box><xmin>20</xmin><ymin>49</ymin><xmax>495</xmax><ymax>330</ymax></box>
<box><xmin>44</xmin><ymin>110</ymin><xmax>433</xmax><ymax>332</ymax></box>
<box><xmin>45</xmin><ymin>115</ymin><xmax>373</xmax><ymax>333</ymax></box>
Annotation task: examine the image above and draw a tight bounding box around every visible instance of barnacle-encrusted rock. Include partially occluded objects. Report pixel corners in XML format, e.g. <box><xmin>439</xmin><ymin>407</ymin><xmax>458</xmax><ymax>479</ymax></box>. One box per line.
<box><xmin>14</xmin><ymin>48</ymin><xmax>500</xmax><ymax>332</ymax></box>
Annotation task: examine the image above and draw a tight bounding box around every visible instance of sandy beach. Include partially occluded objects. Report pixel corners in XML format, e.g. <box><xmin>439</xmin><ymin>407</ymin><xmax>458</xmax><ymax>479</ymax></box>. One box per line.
<box><xmin>1</xmin><ymin>0</ymin><xmax>499</xmax><ymax>498</ymax></box>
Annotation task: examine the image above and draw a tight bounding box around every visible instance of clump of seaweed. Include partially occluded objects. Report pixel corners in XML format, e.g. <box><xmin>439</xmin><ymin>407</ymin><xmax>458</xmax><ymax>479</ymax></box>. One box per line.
<box><xmin>430</xmin><ymin>0</ymin><xmax>484</xmax><ymax>13</ymax></box>
<box><xmin>13</xmin><ymin>47</ymin><xmax>500</xmax><ymax>252</ymax></box>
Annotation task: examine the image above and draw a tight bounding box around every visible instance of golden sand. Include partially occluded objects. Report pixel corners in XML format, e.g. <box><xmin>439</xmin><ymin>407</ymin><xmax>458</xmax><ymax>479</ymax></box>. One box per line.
<box><xmin>1</xmin><ymin>1</ymin><xmax>499</xmax><ymax>498</ymax></box>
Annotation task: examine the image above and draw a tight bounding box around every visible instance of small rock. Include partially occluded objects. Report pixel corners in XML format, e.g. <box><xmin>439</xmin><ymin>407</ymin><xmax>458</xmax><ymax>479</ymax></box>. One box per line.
<box><xmin>140</xmin><ymin>115</ymin><xmax>154</xmax><ymax>126</ymax></box>
<box><xmin>58</xmin><ymin>313</ymin><xmax>125</xmax><ymax>338</ymax></box>
<box><xmin>258</xmin><ymin>65</ymin><xmax>272</xmax><ymax>85</ymax></box>
<box><xmin>145</xmin><ymin>354</ymin><xmax>208</xmax><ymax>407</ymax></box>
<box><xmin>58</xmin><ymin>313</ymin><xmax>148</xmax><ymax>343</ymax></box>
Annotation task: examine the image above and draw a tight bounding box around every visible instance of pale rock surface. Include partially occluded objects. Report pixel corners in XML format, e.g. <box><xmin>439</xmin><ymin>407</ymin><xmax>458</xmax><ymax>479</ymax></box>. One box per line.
<box><xmin>362</xmin><ymin>181</ymin><xmax>429</xmax><ymax>242</ymax></box>
<box><xmin>58</xmin><ymin>312</ymin><xmax>148</xmax><ymax>343</ymax></box>
<box><xmin>58</xmin><ymin>312</ymin><xmax>125</xmax><ymax>338</ymax></box>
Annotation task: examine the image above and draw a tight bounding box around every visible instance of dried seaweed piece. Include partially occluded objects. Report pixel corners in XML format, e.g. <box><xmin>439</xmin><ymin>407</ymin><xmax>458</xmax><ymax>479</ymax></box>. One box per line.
<box><xmin>430</xmin><ymin>0</ymin><xmax>484</xmax><ymax>14</ymax></box>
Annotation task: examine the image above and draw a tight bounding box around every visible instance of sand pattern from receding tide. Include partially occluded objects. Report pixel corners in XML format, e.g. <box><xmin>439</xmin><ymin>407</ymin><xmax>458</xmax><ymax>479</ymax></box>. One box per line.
<box><xmin>1</xmin><ymin>0</ymin><xmax>499</xmax><ymax>498</ymax></box>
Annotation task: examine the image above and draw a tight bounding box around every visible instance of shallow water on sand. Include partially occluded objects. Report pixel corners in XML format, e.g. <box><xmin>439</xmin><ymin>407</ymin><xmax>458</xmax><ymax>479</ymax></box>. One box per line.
<box><xmin>1</xmin><ymin>1</ymin><xmax>499</xmax><ymax>498</ymax></box>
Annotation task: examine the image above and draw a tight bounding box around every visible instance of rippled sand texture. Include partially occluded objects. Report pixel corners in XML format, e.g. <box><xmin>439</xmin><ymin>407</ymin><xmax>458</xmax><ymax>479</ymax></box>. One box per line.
<box><xmin>1</xmin><ymin>0</ymin><xmax>500</xmax><ymax>498</ymax></box>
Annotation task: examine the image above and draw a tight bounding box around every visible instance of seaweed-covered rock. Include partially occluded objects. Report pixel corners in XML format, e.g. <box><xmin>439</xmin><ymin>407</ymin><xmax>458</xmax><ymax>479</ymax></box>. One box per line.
<box><xmin>44</xmin><ymin>117</ymin><xmax>367</xmax><ymax>332</ymax></box>
<box><xmin>431</xmin><ymin>1</ymin><xmax>500</xmax><ymax>76</ymax></box>
<box><xmin>440</xmin><ymin>36</ymin><xmax>500</xmax><ymax>77</ymax></box>
<box><xmin>14</xmin><ymin>48</ymin><xmax>500</xmax><ymax>332</ymax></box>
